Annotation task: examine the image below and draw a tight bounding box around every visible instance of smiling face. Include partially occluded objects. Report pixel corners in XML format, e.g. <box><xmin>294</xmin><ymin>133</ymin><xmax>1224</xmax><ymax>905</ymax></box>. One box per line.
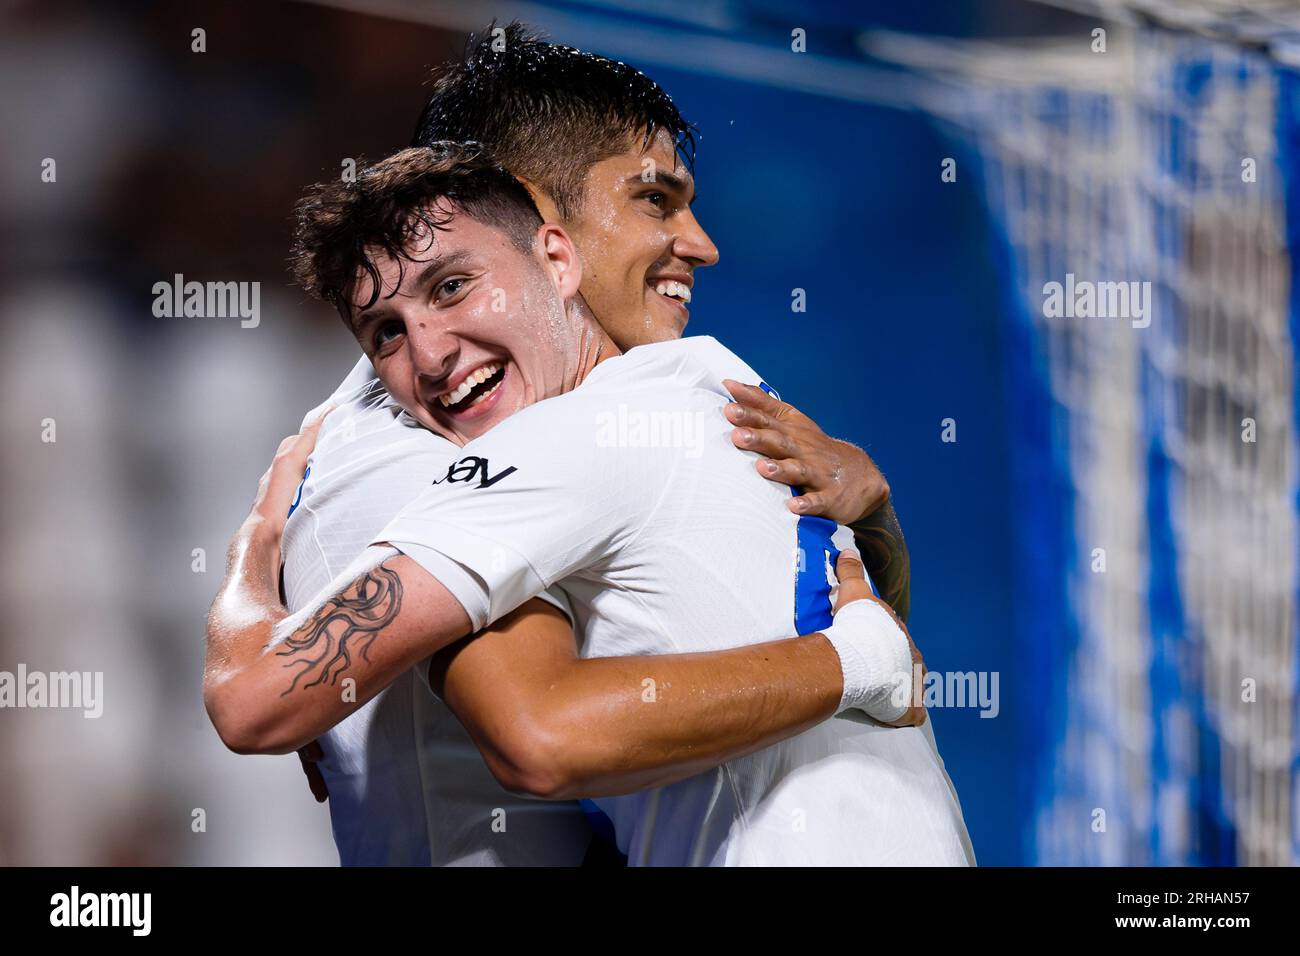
<box><xmin>527</xmin><ymin>128</ymin><xmax>720</xmax><ymax>350</ymax></box>
<box><xmin>345</xmin><ymin>204</ymin><xmax>606</xmax><ymax>445</ymax></box>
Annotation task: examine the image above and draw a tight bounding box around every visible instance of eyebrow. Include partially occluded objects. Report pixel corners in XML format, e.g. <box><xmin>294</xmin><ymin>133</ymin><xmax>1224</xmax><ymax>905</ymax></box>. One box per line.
<box><xmin>348</xmin><ymin>251</ymin><xmax>476</xmax><ymax>333</ymax></box>
<box><xmin>626</xmin><ymin>168</ymin><xmax>697</xmax><ymax>205</ymax></box>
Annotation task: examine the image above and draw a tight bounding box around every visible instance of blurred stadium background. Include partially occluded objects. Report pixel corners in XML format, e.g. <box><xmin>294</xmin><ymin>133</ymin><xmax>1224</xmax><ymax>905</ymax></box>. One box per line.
<box><xmin>0</xmin><ymin>0</ymin><xmax>1295</xmax><ymax>865</ymax></box>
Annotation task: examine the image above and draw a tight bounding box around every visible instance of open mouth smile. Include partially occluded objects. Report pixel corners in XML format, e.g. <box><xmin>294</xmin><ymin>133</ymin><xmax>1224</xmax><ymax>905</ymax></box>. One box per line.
<box><xmin>649</xmin><ymin>278</ymin><xmax>692</xmax><ymax>305</ymax></box>
<box><xmin>438</xmin><ymin>362</ymin><xmax>506</xmax><ymax>412</ymax></box>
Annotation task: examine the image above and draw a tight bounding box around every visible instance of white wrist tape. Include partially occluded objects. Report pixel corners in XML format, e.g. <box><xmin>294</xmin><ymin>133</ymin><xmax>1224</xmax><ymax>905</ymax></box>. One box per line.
<box><xmin>821</xmin><ymin>599</ymin><xmax>913</xmax><ymax>722</ymax></box>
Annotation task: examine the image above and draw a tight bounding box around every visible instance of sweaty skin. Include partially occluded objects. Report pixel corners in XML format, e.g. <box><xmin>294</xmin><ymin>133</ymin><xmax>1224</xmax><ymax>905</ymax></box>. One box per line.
<box><xmin>289</xmin><ymin>133</ymin><xmax>913</xmax><ymax>801</ymax></box>
<box><xmin>206</xmin><ymin>202</ymin><xmax>927</xmax><ymax>802</ymax></box>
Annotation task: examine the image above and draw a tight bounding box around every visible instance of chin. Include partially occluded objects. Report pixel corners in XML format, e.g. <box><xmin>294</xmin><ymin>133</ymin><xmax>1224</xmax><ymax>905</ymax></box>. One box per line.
<box><xmin>649</xmin><ymin>300</ymin><xmax>689</xmax><ymax>341</ymax></box>
<box><xmin>629</xmin><ymin>314</ymin><xmax>685</xmax><ymax>347</ymax></box>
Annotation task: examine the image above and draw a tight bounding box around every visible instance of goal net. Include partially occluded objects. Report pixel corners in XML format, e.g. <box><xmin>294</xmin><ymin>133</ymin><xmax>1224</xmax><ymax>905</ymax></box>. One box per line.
<box><xmin>876</xmin><ymin>1</ymin><xmax>1300</xmax><ymax>864</ymax></box>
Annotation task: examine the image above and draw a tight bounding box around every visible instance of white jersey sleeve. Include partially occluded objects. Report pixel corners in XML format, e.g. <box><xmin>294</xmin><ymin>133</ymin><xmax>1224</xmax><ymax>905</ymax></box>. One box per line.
<box><xmin>369</xmin><ymin>340</ymin><xmax>751</xmax><ymax>631</ymax></box>
<box><xmin>285</xmin><ymin>356</ymin><xmax>572</xmax><ymax>625</ymax></box>
<box><xmin>373</xmin><ymin>405</ymin><xmax>653</xmax><ymax>631</ymax></box>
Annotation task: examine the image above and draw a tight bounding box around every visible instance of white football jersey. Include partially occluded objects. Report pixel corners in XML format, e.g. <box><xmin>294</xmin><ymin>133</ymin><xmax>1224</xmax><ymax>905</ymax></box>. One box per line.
<box><xmin>281</xmin><ymin>356</ymin><xmax>594</xmax><ymax>866</ymax></box>
<box><xmin>377</xmin><ymin>336</ymin><xmax>977</xmax><ymax>866</ymax></box>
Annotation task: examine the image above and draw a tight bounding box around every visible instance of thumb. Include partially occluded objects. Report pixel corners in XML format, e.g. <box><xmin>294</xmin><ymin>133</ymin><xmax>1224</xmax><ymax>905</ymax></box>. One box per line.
<box><xmin>300</xmin><ymin>402</ymin><xmax>336</xmax><ymax>443</ymax></box>
<box><xmin>281</xmin><ymin>402</ymin><xmax>336</xmax><ymax>471</ymax></box>
<box><xmin>833</xmin><ymin>550</ymin><xmax>872</xmax><ymax>614</ymax></box>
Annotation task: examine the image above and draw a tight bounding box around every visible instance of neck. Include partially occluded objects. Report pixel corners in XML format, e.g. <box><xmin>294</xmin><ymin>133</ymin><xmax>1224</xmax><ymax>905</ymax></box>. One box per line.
<box><xmin>565</xmin><ymin>298</ymin><xmax>620</xmax><ymax>392</ymax></box>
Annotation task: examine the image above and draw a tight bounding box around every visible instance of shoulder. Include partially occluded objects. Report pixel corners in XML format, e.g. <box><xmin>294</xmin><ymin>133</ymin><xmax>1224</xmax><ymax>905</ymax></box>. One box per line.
<box><xmin>459</xmin><ymin>336</ymin><xmax>772</xmax><ymax>458</ymax></box>
<box><xmin>314</xmin><ymin>403</ymin><xmax>449</xmax><ymax>473</ymax></box>
<box><xmin>597</xmin><ymin>335</ymin><xmax>767</xmax><ymax>395</ymax></box>
<box><xmin>290</xmin><ymin>400</ymin><xmax>455</xmax><ymax>528</ymax></box>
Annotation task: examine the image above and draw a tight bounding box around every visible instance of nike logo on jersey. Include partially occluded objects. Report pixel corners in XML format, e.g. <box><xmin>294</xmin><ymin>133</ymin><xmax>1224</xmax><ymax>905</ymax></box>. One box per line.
<box><xmin>433</xmin><ymin>456</ymin><xmax>517</xmax><ymax>489</ymax></box>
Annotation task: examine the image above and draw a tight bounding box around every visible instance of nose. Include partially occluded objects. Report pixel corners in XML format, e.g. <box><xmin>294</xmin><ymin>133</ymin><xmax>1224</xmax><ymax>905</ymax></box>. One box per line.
<box><xmin>405</xmin><ymin>321</ymin><xmax>460</xmax><ymax>397</ymax></box>
<box><xmin>673</xmin><ymin>207</ymin><xmax>720</xmax><ymax>268</ymax></box>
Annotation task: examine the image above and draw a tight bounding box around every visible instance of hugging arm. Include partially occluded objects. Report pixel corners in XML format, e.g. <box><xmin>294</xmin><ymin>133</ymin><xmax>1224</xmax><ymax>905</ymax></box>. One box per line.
<box><xmin>205</xmin><ymin>531</ymin><xmax>471</xmax><ymax>755</ymax></box>
<box><xmin>849</xmin><ymin>502</ymin><xmax>910</xmax><ymax>622</ymax></box>
<box><xmin>205</xmin><ymin>416</ymin><xmax>924</xmax><ymax>781</ymax></box>
<box><xmin>723</xmin><ymin>379</ymin><xmax>911</xmax><ymax>621</ymax></box>
<box><xmin>203</xmin><ymin>414</ymin><xmax>475</xmax><ymax>754</ymax></box>
<box><xmin>429</xmin><ymin>550</ymin><xmax>897</xmax><ymax>801</ymax></box>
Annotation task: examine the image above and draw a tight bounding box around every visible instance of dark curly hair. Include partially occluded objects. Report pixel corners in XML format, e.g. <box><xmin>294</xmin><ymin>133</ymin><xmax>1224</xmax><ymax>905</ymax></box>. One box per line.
<box><xmin>289</xmin><ymin>142</ymin><xmax>542</xmax><ymax>317</ymax></box>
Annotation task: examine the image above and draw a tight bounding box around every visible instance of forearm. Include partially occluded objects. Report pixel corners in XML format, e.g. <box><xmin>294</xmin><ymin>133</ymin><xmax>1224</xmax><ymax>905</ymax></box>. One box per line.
<box><xmin>445</xmin><ymin>629</ymin><xmax>843</xmax><ymax>800</ymax></box>
<box><xmin>206</xmin><ymin>413</ymin><xmax>433</xmax><ymax>755</ymax></box>
<box><xmin>205</xmin><ymin>539</ymin><xmax>460</xmax><ymax>755</ymax></box>
<box><xmin>850</xmin><ymin>499</ymin><xmax>910</xmax><ymax>622</ymax></box>
<box><xmin>205</xmin><ymin>518</ymin><xmax>285</xmax><ymax>680</ymax></box>
<box><xmin>204</xmin><ymin>518</ymin><xmax>298</xmax><ymax>752</ymax></box>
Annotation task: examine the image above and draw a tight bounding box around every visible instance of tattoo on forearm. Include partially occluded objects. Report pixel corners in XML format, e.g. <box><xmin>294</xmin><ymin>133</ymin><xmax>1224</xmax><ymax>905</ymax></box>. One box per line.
<box><xmin>850</xmin><ymin>501</ymin><xmax>911</xmax><ymax>622</ymax></box>
<box><xmin>275</xmin><ymin>561</ymin><xmax>403</xmax><ymax>694</ymax></box>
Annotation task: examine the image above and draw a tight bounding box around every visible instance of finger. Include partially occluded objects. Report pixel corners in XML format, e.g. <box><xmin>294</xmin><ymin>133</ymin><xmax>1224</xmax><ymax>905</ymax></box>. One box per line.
<box><xmin>755</xmin><ymin>457</ymin><xmax>810</xmax><ymax>488</ymax></box>
<box><xmin>786</xmin><ymin>492</ymin><xmax>827</xmax><ymax>516</ymax></box>
<box><xmin>301</xmin><ymin>402</ymin><xmax>337</xmax><ymax>437</ymax></box>
<box><xmin>272</xmin><ymin>417</ymin><xmax>328</xmax><ymax>475</ymax></box>
<box><xmin>297</xmin><ymin>742</ymin><xmax>329</xmax><ymax>802</ymax></box>
<box><xmin>833</xmin><ymin>551</ymin><xmax>872</xmax><ymax>612</ymax></box>
<box><xmin>723</xmin><ymin>379</ymin><xmax>787</xmax><ymax>415</ymax></box>
<box><xmin>302</xmin><ymin>400</ymin><xmax>337</xmax><ymax>432</ymax></box>
<box><xmin>305</xmin><ymin>765</ymin><xmax>329</xmax><ymax>803</ymax></box>
<box><xmin>267</xmin><ymin>442</ymin><xmax>311</xmax><ymax>493</ymax></box>
<box><xmin>722</xmin><ymin>402</ymin><xmax>772</xmax><ymax>430</ymax></box>
<box><xmin>732</xmin><ymin>425</ymin><xmax>799</xmax><ymax>460</ymax></box>
<box><xmin>254</xmin><ymin>435</ymin><xmax>315</xmax><ymax>521</ymax></box>
<box><xmin>880</xmin><ymin>670</ymin><xmax>926</xmax><ymax>728</ymax></box>
<box><xmin>283</xmin><ymin>410</ymin><xmax>331</xmax><ymax>463</ymax></box>
<box><xmin>272</xmin><ymin>404</ymin><xmax>336</xmax><ymax>470</ymax></box>
<box><xmin>884</xmin><ymin>707</ymin><xmax>928</xmax><ymax>729</ymax></box>
<box><xmin>835</xmin><ymin>549</ymin><xmax>866</xmax><ymax>583</ymax></box>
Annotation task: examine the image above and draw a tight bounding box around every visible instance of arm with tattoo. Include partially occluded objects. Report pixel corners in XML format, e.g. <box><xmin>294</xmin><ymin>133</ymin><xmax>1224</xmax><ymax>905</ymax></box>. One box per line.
<box><xmin>203</xmin><ymin>415</ymin><xmax>474</xmax><ymax>754</ymax></box>
<box><xmin>276</xmin><ymin>561</ymin><xmax>404</xmax><ymax>693</ymax></box>
<box><xmin>850</xmin><ymin>499</ymin><xmax>910</xmax><ymax>622</ymax></box>
<box><xmin>204</xmin><ymin>517</ymin><xmax>471</xmax><ymax>755</ymax></box>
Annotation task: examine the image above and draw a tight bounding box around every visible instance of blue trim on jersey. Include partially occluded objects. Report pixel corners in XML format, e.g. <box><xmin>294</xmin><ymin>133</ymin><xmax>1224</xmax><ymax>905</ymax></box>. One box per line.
<box><xmin>794</xmin><ymin>513</ymin><xmax>840</xmax><ymax>633</ymax></box>
<box><xmin>758</xmin><ymin>380</ymin><xmax>877</xmax><ymax>627</ymax></box>
<box><xmin>287</xmin><ymin>463</ymin><xmax>311</xmax><ymax>519</ymax></box>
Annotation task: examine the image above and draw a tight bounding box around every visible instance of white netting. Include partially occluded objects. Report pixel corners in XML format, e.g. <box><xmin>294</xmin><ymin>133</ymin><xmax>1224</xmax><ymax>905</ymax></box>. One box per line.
<box><xmin>1137</xmin><ymin>28</ymin><xmax>1296</xmax><ymax>868</ymax></box>
<box><xmin>876</xmin><ymin>16</ymin><xmax>1297</xmax><ymax>864</ymax></box>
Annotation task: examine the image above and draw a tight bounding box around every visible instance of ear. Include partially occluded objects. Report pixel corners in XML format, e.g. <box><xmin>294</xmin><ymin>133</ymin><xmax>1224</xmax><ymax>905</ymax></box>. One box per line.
<box><xmin>535</xmin><ymin>223</ymin><xmax>583</xmax><ymax>301</ymax></box>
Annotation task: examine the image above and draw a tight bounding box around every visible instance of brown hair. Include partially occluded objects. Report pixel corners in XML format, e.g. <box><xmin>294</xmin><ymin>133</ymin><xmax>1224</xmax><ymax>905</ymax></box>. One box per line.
<box><xmin>289</xmin><ymin>142</ymin><xmax>542</xmax><ymax>316</ymax></box>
